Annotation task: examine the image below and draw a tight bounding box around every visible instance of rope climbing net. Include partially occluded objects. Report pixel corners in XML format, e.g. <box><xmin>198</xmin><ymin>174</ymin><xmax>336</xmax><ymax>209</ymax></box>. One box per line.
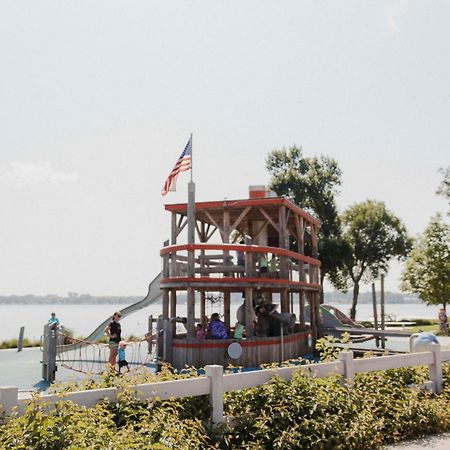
<box><xmin>56</xmin><ymin>332</ymin><xmax>156</xmax><ymax>375</ymax></box>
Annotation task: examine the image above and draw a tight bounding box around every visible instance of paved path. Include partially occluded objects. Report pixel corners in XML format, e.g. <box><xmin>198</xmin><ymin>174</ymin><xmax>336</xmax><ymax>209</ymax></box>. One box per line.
<box><xmin>0</xmin><ymin>347</ymin><xmax>87</xmax><ymax>392</ymax></box>
<box><xmin>385</xmin><ymin>433</ymin><xmax>450</xmax><ymax>449</ymax></box>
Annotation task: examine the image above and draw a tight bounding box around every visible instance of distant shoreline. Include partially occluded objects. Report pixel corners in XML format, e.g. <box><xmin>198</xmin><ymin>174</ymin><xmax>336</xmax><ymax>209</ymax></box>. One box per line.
<box><xmin>0</xmin><ymin>290</ymin><xmax>421</xmax><ymax>305</ymax></box>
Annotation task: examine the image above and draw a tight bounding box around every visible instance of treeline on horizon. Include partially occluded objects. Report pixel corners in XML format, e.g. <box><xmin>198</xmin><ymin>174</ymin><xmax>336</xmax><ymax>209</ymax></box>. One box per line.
<box><xmin>0</xmin><ymin>291</ymin><xmax>419</xmax><ymax>305</ymax></box>
<box><xmin>0</xmin><ymin>293</ymin><xmax>141</xmax><ymax>305</ymax></box>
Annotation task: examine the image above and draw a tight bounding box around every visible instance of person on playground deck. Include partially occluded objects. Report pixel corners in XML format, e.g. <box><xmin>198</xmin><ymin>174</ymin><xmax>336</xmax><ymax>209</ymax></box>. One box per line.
<box><xmin>105</xmin><ymin>311</ymin><xmax>122</xmax><ymax>369</ymax></box>
<box><xmin>208</xmin><ymin>313</ymin><xmax>228</xmax><ymax>339</ymax></box>
<box><xmin>258</xmin><ymin>253</ymin><xmax>268</xmax><ymax>276</ymax></box>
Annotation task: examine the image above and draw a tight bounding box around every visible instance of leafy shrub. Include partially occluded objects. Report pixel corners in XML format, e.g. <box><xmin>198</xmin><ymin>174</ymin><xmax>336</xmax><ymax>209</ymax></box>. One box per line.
<box><xmin>1</xmin><ymin>360</ymin><xmax>449</xmax><ymax>449</ymax></box>
<box><xmin>221</xmin><ymin>364</ymin><xmax>450</xmax><ymax>449</ymax></box>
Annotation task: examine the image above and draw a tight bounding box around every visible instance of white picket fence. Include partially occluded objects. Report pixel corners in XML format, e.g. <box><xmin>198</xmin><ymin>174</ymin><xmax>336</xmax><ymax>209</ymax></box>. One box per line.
<box><xmin>1</xmin><ymin>344</ymin><xmax>449</xmax><ymax>425</ymax></box>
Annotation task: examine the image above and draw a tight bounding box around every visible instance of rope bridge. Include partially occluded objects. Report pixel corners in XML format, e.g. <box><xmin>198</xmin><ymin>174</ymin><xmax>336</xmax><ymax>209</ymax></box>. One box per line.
<box><xmin>56</xmin><ymin>332</ymin><xmax>156</xmax><ymax>374</ymax></box>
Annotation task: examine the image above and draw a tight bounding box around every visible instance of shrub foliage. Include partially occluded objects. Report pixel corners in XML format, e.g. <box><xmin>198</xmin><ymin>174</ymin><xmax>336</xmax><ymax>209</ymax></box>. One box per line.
<box><xmin>1</xmin><ymin>363</ymin><xmax>449</xmax><ymax>449</ymax></box>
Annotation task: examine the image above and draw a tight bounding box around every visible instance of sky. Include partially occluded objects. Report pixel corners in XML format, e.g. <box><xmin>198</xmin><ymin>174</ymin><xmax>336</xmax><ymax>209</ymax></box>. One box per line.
<box><xmin>0</xmin><ymin>1</ymin><xmax>448</xmax><ymax>296</ymax></box>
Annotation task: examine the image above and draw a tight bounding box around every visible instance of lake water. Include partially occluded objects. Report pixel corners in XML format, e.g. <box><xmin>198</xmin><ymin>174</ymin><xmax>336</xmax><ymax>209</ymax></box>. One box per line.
<box><xmin>0</xmin><ymin>301</ymin><xmax>441</xmax><ymax>342</ymax></box>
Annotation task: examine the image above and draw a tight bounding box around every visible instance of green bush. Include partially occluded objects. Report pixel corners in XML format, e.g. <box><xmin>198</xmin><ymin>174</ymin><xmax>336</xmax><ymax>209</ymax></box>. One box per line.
<box><xmin>221</xmin><ymin>364</ymin><xmax>450</xmax><ymax>449</ymax></box>
<box><xmin>1</xmin><ymin>363</ymin><xmax>449</xmax><ymax>449</ymax></box>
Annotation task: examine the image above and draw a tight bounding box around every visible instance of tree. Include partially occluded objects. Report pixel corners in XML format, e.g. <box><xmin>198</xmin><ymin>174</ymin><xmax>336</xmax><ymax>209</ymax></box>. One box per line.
<box><xmin>331</xmin><ymin>200</ymin><xmax>412</xmax><ymax>320</ymax></box>
<box><xmin>436</xmin><ymin>166</ymin><xmax>450</xmax><ymax>214</ymax></box>
<box><xmin>266</xmin><ymin>146</ymin><xmax>345</xmax><ymax>300</ymax></box>
<box><xmin>401</xmin><ymin>214</ymin><xmax>450</xmax><ymax>311</ymax></box>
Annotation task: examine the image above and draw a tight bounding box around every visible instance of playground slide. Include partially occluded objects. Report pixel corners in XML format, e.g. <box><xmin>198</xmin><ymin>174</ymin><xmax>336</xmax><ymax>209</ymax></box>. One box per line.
<box><xmin>84</xmin><ymin>272</ymin><xmax>162</xmax><ymax>342</ymax></box>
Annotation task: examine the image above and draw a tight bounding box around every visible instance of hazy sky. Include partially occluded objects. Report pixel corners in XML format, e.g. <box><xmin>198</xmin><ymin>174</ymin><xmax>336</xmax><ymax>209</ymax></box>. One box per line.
<box><xmin>1</xmin><ymin>1</ymin><xmax>448</xmax><ymax>296</ymax></box>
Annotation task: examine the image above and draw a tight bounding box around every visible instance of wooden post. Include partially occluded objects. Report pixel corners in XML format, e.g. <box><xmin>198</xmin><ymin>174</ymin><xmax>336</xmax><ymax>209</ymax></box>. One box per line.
<box><xmin>186</xmin><ymin>181</ymin><xmax>196</xmax><ymax>338</ymax></box>
<box><xmin>170</xmin><ymin>290</ymin><xmax>177</xmax><ymax>335</ymax></box>
<box><xmin>295</xmin><ymin>216</ymin><xmax>305</xmax><ymax>281</ymax></box>
<box><xmin>278</xmin><ymin>205</ymin><xmax>288</xmax><ymax>280</ymax></box>
<box><xmin>245</xmin><ymin>288</ymin><xmax>254</xmax><ymax>338</ymax></box>
<box><xmin>280</xmin><ymin>289</ymin><xmax>289</xmax><ymax>313</ymax></box>
<box><xmin>205</xmin><ymin>365</ymin><xmax>225</xmax><ymax>425</ymax></box>
<box><xmin>371</xmin><ymin>283</ymin><xmax>380</xmax><ymax>348</ymax></box>
<box><xmin>163</xmin><ymin>319</ymin><xmax>173</xmax><ymax>362</ymax></box>
<box><xmin>0</xmin><ymin>386</ymin><xmax>18</xmax><ymax>423</ymax></box>
<box><xmin>299</xmin><ymin>291</ymin><xmax>305</xmax><ymax>330</ymax></box>
<box><xmin>186</xmin><ymin>288</ymin><xmax>196</xmax><ymax>338</ymax></box>
<box><xmin>314</xmin><ymin>291</ymin><xmax>321</xmax><ymax>339</ymax></box>
<box><xmin>17</xmin><ymin>326</ymin><xmax>25</xmax><ymax>352</ymax></box>
<box><xmin>156</xmin><ymin>316</ymin><xmax>164</xmax><ymax>358</ymax></box>
<box><xmin>148</xmin><ymin>315</ymin><xmax>153</xmax><ymax>333</ymax></box>
<box><xmin>224</xmin><ymin>292</ymin><xmax>231</xmax><ymax>331</ymax></box>
<box><xmin>380</xmin><ymin>274</ymin><xmax>386</xmax><ymax>349</ymax></box>
<box><xmin>200</xmin><ymin>291</ymin><xmax>206</xmax><ymax>327</ymax></box>
<box><xmin>338</xmin><ymin>351</ymin><xmax>355</xmax><ymax>387</ymax></box>
<box><xmin>428</xmin><ymin>343</ymin><xmax>443</xmax><ymax>394</ymax></box>
<box><xmin>42</xmin><ymin>324</ymin><xmax>57</xmax><ymax>383</ymax></box>
<box><xmin>162</xmin><ymin>240</ymin><xmax>170</xmax><ymax>321</ymax></box>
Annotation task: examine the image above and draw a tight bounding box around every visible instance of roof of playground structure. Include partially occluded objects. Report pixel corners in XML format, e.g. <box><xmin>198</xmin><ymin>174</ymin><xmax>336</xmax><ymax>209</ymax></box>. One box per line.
<box><xmin>164</xmin><ymin>197</ymin><xmax>321</xmax><ymax>228</ymax></box>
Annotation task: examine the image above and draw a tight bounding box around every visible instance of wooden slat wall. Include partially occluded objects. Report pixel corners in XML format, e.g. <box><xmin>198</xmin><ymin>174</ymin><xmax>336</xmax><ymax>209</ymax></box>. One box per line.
<box><xmin>171</xmin><ymin>332</ymin><xmax>311</xmax><ymax>369</ymax></box>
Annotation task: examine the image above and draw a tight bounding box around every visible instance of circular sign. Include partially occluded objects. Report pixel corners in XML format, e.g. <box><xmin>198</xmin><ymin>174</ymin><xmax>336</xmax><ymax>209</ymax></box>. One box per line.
<box><xmin>227</xmin><ymin>342</ymin><xmax>243</xmax><ymax>360</ymax></box>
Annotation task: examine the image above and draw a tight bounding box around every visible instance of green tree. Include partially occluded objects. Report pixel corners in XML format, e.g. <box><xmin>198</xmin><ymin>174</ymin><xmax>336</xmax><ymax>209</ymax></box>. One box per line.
<box><xmin>331</xmin><ymin>200</ymin><xmax>412</xmax><ymax>320</ymax></box>
<box><xmin>266</xmin><ymin>146</ymin><xmax>345</xmax><ymax>300</ymax></box>
<box><xmin>401</xmin><ymin>214</ymin><xmax>450</xmax><ymax>311</ymax></box>
<box><xmin>436</xmin><ymin>166</ymin><xmax>450</xmax><ymax>214</ymax></box>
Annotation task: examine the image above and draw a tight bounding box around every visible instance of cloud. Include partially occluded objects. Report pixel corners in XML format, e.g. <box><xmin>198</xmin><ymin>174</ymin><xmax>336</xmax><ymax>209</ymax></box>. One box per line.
<box><xmin>0</xmin><ymin>161</ymin><xmax>79</xmax><ymax>187</ymax></box>
<box><xmin>385</xmin><ymin>0</ymin><xmax>409</xmax><ymax>35</ymax></box>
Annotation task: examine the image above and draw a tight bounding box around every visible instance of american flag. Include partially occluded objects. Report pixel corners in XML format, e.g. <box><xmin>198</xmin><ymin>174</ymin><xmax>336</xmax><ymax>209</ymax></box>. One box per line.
<box><xmin>161</xmin><ymin>136</ymin><xmax>192</xmax><ymax>195</ymax></box>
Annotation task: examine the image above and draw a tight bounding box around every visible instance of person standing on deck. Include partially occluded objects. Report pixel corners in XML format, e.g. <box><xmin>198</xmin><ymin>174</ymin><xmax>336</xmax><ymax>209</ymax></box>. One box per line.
<box><xmin>105</xmin><ymin>311</ymin><xmax>122</xmax><ymax>369</ymax></box>
<box><xmin>258</xmin><ymin>253</ymin><xmax>268</xmax><ymax>276</ymax></box>
<box><xmin>268</xmin><ymin>253</ymin><xmax>279</xmax><ymax>278</ymax></box>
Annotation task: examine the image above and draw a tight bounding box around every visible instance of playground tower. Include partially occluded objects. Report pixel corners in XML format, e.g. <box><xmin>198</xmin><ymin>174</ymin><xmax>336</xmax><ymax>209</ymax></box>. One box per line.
<box><xmin>160</xmin><ymin>186</ymin><xmax>321</xmax><ymax>369</ymax></box>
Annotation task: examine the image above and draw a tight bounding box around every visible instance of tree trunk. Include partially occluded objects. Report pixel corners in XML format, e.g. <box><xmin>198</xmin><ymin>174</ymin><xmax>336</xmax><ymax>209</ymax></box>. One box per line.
<box><xmin>350</xmin><ymin>282</ymin><xmax>360</xmax><ymax>320</ymax></box>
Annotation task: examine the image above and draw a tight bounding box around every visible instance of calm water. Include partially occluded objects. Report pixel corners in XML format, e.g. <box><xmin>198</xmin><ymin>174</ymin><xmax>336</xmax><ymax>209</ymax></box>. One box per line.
<box><xmin>0</xmin><ymin>301</ymin><xmax>441</xmax><ymax>342</ymax></box>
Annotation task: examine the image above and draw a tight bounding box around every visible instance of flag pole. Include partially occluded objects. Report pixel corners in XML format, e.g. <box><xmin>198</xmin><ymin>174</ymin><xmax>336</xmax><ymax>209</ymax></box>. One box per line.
<box><xmin>186</xmin><ymin>133</ymin><xmax>196</xmax><ymax>337</ymax></box>
<box><xmin>190</xmin><ymin>132</ymin><xmax>193</xmax><ymax>182</ymax></box>
<box><xmin>187</xmin><ymin>133</ymin><xmax>195</xmax><ymax>244</ymax></box>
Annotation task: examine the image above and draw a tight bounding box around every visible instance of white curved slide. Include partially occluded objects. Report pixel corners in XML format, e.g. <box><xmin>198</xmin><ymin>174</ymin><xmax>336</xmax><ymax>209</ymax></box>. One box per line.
<box><xmin>85</xmin><ymin>273</ymin><xmax>162</xmax><ymax>342</ymax></box>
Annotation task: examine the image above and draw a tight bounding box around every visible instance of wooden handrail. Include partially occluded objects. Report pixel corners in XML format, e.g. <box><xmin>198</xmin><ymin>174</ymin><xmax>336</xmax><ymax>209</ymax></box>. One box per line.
<box><xmin>160</xmin><ymin>243</ymin><xmax>320</xmax><ymax>267</ymax></box>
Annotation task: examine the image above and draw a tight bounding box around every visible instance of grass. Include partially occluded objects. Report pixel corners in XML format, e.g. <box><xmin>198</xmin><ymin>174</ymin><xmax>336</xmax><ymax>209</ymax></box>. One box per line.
<box><xmin>0</xmin><ymin>338</ymin><xmax>41</xmax><ymax>349</ymax></box>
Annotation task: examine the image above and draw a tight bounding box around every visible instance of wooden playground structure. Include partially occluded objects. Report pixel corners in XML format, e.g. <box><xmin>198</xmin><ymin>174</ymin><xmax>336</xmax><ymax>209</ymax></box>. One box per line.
<box><xmin>159</xmin><ymin>185</ymin><xmax>322</xmax><ymax>369</ymax></box>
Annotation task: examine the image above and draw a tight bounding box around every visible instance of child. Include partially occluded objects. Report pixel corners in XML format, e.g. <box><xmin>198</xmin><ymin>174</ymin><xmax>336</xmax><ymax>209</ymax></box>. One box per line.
<box><xmin>196</xmin><ymin>323</ymin><xmax>206</xmax><ymax>340</ymax></box>
<box><xmin>118</xmin><ymin>341</ymin><xmax>129</xmax><ymax>373</ymax></box>
<box><xmin>258</xmin><ymin>253</ymin><xmax>268</xmax><ymax>276</ymax></box>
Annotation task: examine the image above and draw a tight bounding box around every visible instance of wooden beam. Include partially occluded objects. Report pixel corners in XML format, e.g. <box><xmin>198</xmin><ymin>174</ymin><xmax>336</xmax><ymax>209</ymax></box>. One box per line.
<box><xmin>253</xmin><ymin>220</ymin><xmax>269</xmax><ymax>241</ymax></box>
<box><xmin>257</xmin><ymin>207</ymin><xmax>280</xmax><ymax>232</ymax></box>
<box><xmin>204</xmin><ymin>210</ymin><xmax>224</xmax><ymax>239</ymax></box>
<box><xmin>223</xmin><ymin>209</ymin><xmax>230</xmax><ymax>243</ymax></box>
<box><xmin>176</xmin><ymin>217</ymin><xmax>188</xmax><ymax>238</ymax></box>
<box><xmin>205</xmin><ymin>225</ymin><xmax>218</xmax><ymax>242</ymax></box>
<box><xmin>171</xmin><ymin>213</ymin><xmax>177</xmax><ymax>245</ymax></box>
<box><xmin>230</xmin><ymin>206</ymin><xmax>251</xmax><ymax>232</ymax></box>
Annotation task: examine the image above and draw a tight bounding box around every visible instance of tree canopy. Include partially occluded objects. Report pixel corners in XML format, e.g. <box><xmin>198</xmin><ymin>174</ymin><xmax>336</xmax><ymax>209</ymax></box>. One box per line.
<box><xmin>401</xmin><ymin>214</ymin><xmax>450</xmax><ymax>311</ymax></box>
<box><xmin>331</xmin><ymin>200</ymin><xmax>412</xmax><ymax>319</ymax></box>
<box><xmin>266</xmin><ymin>146</ymin><xmax>345</xmax><ymax>295</ymax></box>
<box><xmin>437</xmin><ymin>166</ymin><xmax>450</xmax><ymax>214</ymax></box>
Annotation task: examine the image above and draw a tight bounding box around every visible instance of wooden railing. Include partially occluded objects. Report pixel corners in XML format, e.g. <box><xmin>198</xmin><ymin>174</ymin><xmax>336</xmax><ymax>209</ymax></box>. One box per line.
<box><xmin>160</xmin><ymin>243</ymin><xmax>321</xmax><ymax>285</ymax></box>
<box><xmin>1</xmin><ymin>345</ymin><xmax>449</xmax><ymax>425</ymax></box>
